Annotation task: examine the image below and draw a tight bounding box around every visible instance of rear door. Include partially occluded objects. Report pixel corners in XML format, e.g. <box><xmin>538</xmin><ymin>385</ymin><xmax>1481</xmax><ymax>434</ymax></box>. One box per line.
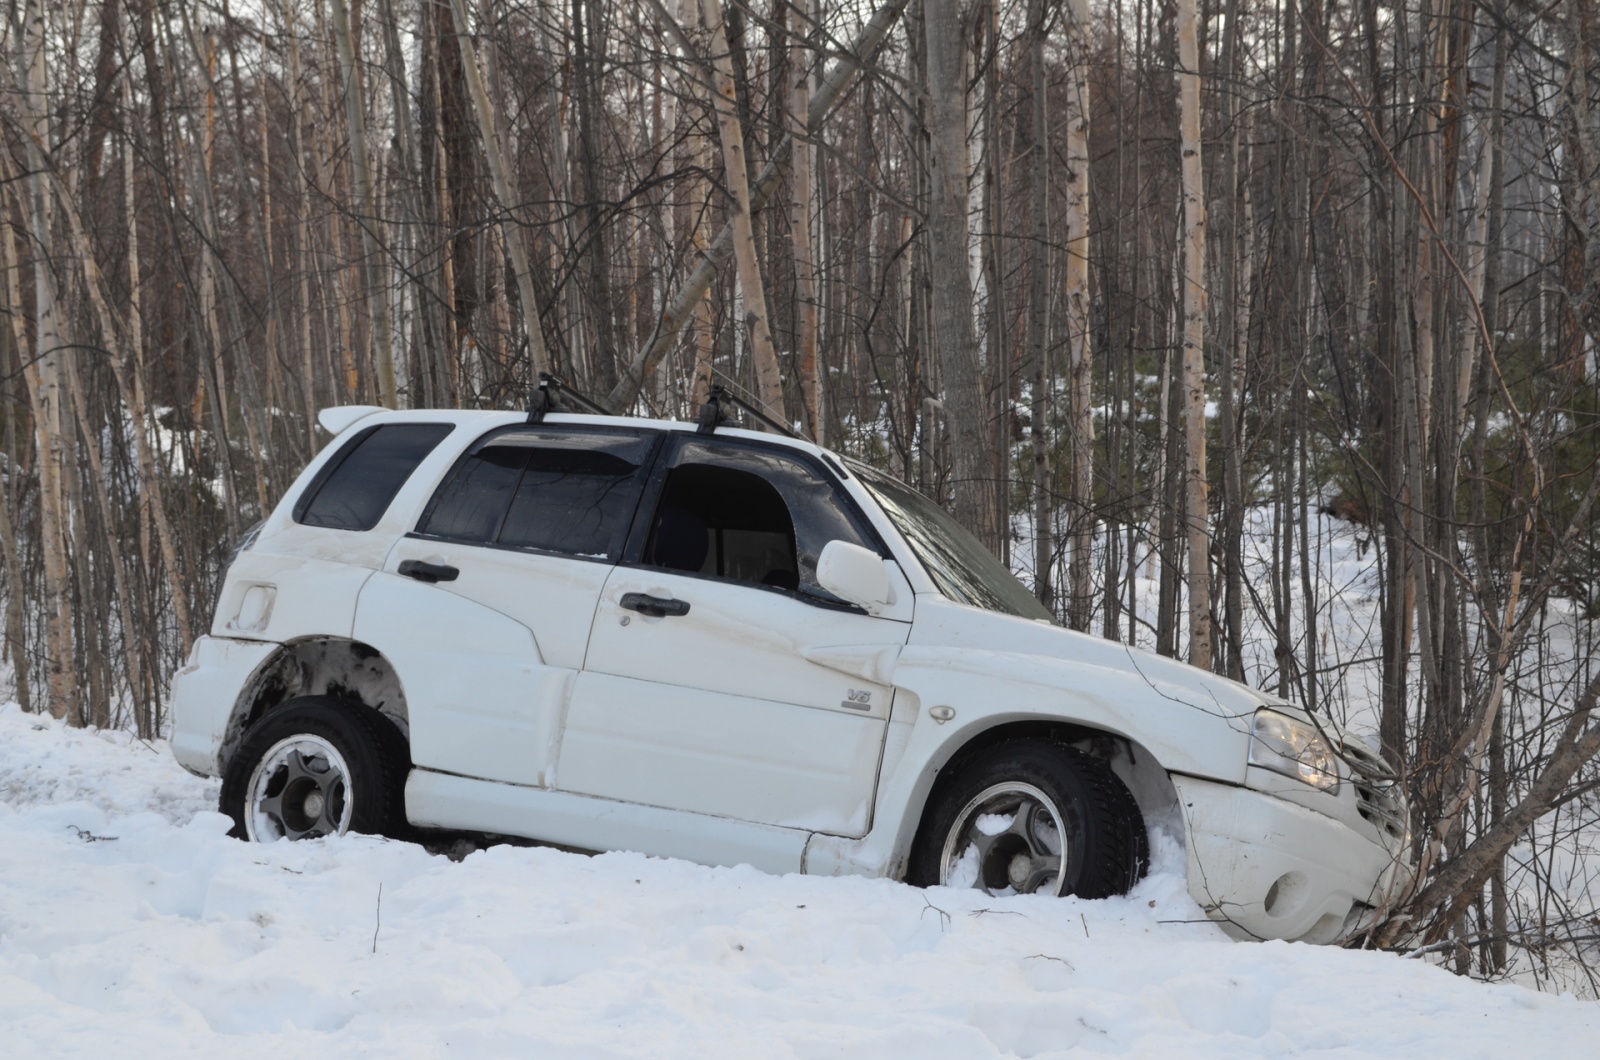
<box><xmin>363</xmin><ymin>425</ymin><xmax>659</xmax><ymax>787</ymax></box>
<box><xmin>560</xmin><ymin>435</ymin><xmax>913</xmax><ymax>836</ymax></box>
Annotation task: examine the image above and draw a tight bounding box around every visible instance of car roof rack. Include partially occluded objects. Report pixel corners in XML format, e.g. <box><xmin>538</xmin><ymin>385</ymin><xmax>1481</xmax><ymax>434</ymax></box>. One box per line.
<box><xmin>527</xmin><ymin>372</ymin><xmax>611</xmax><ymax>424</ymax></box>
<box><xmin>524</xmin><ymin>369</ymin><xmax>804</xmax><ymax>441</ymax></box>
<box><xmin>696</xmin><ymin>379</ymin><xmax>804</xmax><ymax>440</ymax></box>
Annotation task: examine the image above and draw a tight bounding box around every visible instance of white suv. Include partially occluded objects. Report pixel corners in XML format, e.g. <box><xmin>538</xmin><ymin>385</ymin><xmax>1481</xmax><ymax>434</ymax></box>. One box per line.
<box><xmin>170</xmin><ymin>402</ymin><xmax>1411</xmax><ymax>942</ymax></box>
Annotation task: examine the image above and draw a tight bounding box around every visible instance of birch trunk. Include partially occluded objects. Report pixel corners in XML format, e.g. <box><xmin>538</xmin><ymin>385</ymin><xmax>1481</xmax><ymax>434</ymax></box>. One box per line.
<box><xmin>1176</xmin><ymin>0</ymin><xmax>1212</xmax><ymax>667</ymax></box>
<box><xmin>11</xmin><ymin>0</ymin><xmax>79</xmax><ymax>722</ymax></box>
<box><xmin>14</xmin><ymin>64</ymin><xmax>198</xmax><ymax>681</ymax></box>
<box><xmin>62</xmin><ymin>353</ymin><xmax>143</xmax><ymax>729</ymax></box>
<box><xmin>1063</xmin><ymin>0</ymin><xmax>1094</xmax><ymax>628</ymax></box>
<box><xmin>0</xmin><ymin>466</ymin><xmax>29</xmax><ymax>712</ymax></box>
<box><xmin>574</xmin><ymin>0</ymin><xmax>620</xmax><ymax>388</ymax></box>
<box><xmin>697</xmin><ymin>0</ymin><xmax>785</xmax><ymax>422</ymax></box>
<box><xmin>8</xmin><ymin>212</ymin><xmax>77</xmax><ymax>723</ymax></box>
<box><xmin>448</xmin><ymin>0</ymin><xmax>551</xmax><ymax>379</ymax></box>
<box><xmin>1213</xmin><ymin>0</ymin><xmax>1245</xmax><ymax>679</ymax></box>
<box><xmin>789</xmin><ymin>0</ymin><xmax>822</xmax><ymax>441</ymax></box>
<box><xmin>256</xmin><ymin>28</ymin><xmax>290</xmax><ymax>454</ymax></box>
<box><xmin>279</xmin><ymin>0</ymin><xmax>322</xmax><ymax>448</ymax></box>
<box><xmin>1026</xmin><ymin>0</ymin><xmax>1053</xmax><ymax>613</ymax></box>
<box><xmin>120</xmin><ymin>86</ymin><xmax>193</xmax><ymax>653</ymax></box>
<box><xmin>331</xmin><ymin>0</ymin><xmax>398</xmax><ymax>408</ymax></box>
<box><xmin>684</xmin><ymin>0</ymin><xmax>718</xmax><ymax>408</ymax></box>
<box><xmin>605</xmin><ymin>0</ymin><xmax>908</xmax><ymax>413</ymax></box>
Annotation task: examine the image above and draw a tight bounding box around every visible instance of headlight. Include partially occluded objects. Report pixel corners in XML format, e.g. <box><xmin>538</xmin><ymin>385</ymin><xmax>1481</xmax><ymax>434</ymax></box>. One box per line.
<box><xmin>1250</xmin><ymin>709</ymin><xmax>1340</xmax><ymax>792</ymax></box>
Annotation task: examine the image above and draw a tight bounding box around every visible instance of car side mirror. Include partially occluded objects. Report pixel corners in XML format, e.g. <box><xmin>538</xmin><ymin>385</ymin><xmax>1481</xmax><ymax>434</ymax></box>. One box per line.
<box><xmin>817</xmin><ymin>540</ymin><xmax>891</xmax><ymax>612</ymax></box>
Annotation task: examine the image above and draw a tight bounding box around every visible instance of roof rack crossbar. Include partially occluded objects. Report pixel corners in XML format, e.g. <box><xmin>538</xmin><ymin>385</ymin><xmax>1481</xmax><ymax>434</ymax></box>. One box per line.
<box><xmin>695</xmin><ymin>379</ymin><xmax>803</xmax><ymax>439</ymax></box>
<box><xmin>527</xmin><ymin>372</ymin><xmax>611</xmax><ymax>424</ymax></box>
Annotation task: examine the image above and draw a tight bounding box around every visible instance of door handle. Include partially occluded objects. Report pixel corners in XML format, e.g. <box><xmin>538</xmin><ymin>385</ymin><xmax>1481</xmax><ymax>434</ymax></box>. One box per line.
<box><xmin>620</xmin><ymin>592</ymin><xmax>690</xmax><ymax>618</ymax></box>
<box><xmin>398</xmin><ymin>559</ymin><xmax>459</xmax><ymax>584</ymax></box>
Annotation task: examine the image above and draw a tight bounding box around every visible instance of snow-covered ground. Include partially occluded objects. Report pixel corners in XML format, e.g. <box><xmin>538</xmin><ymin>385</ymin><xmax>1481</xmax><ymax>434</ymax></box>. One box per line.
<box><xmin>3</xmin><ymin>706</ymin><xmax>1597</xmax><ymax>1057</ymax></box>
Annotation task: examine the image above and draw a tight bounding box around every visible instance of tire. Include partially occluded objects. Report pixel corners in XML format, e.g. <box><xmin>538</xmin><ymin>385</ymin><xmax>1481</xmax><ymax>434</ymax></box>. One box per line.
<box><xmin>907</xmin><ymin>742</ymin><xmax>1149</xmax><ymax>899</ymax></box>
<box><xmin>220</xmin><ymin>697</ymin><xmax>410</xmax><ymax>842</ymax></box>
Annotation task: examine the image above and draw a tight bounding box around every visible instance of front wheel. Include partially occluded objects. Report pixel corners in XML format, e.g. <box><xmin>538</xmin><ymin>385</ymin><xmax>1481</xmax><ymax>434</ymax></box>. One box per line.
<box><xmin>221</xmin><ymin>697</ymin><xmax>409</xmax><ymax>842</ymax></box>
<box><xmin>908</xmin><ymin>742</ymin><xmax>1148</xmax><ymax>899</ymax></box>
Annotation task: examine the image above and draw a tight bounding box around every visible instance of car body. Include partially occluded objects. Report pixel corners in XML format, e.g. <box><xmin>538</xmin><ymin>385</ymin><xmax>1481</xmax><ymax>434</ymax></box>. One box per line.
<box><xmin>170</xmin><ymin>405</ymin><xmax>1412</xmax><ymax>942</ymax></box>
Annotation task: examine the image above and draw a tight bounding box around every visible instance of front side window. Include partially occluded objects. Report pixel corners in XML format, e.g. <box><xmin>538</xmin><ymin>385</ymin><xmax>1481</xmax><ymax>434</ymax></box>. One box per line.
<box><xmin>295</xmin><ymin>423</ymin><xmax>454</xmax><ymax>531</ymax></box>
<box><xmin>641</xmin><ymin>440</ymin><xmax>881</xmax><ymax>602</ymax></box>
<box><xmin>416</xmin><ymin>428</ymin><xmax>655</xmax><ymax>561</ymax></box>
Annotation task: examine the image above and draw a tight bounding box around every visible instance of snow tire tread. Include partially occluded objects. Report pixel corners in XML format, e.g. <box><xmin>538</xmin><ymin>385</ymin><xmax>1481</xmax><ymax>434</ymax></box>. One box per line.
<box><xmin>908</xmin><ymin>740</ymin><xmax>1149</xmax><ymax>899</ymax></box>
<box><xmin>220</xmin><ymin>696</ymin><xmax>411</xmax><ymax>841</ymax></box>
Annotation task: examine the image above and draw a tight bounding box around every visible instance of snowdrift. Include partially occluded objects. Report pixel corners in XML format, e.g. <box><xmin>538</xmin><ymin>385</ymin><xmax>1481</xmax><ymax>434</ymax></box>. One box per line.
<box><xmin>1</xmin><ymin>704</ymin><xmax>1595</xmax><ymax>1058</ymax></box>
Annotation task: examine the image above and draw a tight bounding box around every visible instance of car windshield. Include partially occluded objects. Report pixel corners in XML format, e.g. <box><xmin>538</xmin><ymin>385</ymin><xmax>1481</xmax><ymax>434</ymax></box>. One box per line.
<box><xmin>850</xmin><ymin>463</ymin><xmax>1055</xmax><ymax>623</ymax></box>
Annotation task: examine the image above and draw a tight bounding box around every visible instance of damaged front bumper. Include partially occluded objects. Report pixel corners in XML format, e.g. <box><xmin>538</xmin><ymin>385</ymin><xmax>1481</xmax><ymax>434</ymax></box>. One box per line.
<box><xmin>1172</xmin><ymin>773</ymin><xmax>1413</xmax><ymax>943</ymax></box>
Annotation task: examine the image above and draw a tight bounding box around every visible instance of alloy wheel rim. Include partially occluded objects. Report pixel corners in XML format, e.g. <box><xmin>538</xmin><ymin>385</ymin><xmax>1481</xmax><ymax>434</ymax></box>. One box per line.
<box><xmin>244</xmin><ymin>735</ymin><xmax>353</xmax><ymax>841</ymax></box>
<box><xmin>938</xmin><ymin>781</ymin><xmax>1068</xmax><ymax>896</ymax></box>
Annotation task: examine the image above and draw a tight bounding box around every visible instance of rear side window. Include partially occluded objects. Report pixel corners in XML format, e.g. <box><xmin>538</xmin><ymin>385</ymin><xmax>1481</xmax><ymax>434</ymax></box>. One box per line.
<box><xmin>417</xmin><ymin>428</ymin><xmax>655</xmax><ymax>561</ymax></box>
<box><xmin>295</xmin><ymin>423</ymin><xmax>454</xmax><ymax>531</ymax></box>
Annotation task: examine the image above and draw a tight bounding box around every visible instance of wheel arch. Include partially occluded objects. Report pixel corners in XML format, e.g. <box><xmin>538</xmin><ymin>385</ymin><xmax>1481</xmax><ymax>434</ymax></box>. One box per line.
<box><xmin>219</xmin><ymin>636</ymin><xmax>408</xmax><ymax>773</ymax></box>
<box><xmin>898</xmin><ymin>717</ymin><xmax>1182</xmax><ymax>876</ymax></box>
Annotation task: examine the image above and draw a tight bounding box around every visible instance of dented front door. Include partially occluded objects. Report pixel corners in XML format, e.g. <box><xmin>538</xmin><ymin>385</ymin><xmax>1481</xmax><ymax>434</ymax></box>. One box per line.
<box><xmin>557</xmin><ymin>437</ymin><xmax>912</xmax><ymax>837</ymax></box>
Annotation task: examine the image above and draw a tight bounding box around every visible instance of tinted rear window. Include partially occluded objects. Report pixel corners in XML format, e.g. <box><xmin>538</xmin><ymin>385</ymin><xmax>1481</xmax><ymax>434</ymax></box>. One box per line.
<box><xmin>295</xmin><ymin>423</ymin><xmax>454</xmax><ymax>531</ymax></box>
<box><xmin>416</xmin><ymin>443</ymin><xmax>527</xmax><ymax>543</ymax></box>
<box><xmin>417</xmin><ymin>428</ymin><xmax>655</xmax><ymax>560</ymax></box>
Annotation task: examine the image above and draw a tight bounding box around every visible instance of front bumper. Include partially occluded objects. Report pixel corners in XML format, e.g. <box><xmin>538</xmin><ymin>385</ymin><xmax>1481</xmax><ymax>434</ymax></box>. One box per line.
<box><xmin>1173</xmin><ymin>774</ymin><xmax>1412</xmax><ymax>943</ymax></box>
<box><xmin>168</xmin><ymin>635</ymin><xmax>280</xmax><ymax>777</ymax></box>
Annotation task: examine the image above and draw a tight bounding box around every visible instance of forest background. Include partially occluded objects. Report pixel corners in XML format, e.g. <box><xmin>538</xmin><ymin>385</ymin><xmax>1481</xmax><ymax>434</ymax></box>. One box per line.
<box><xmin>0</xmin><ymin>0</ymin><xmax>1597</xmax><ymax>990</ymax></box>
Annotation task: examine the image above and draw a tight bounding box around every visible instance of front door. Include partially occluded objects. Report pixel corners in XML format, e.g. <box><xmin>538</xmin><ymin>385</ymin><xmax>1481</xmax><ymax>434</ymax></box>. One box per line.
<box><xmin>559</xmin><ymin>436</ymin><xmax>913</xmax><ymax>837</ymax></box>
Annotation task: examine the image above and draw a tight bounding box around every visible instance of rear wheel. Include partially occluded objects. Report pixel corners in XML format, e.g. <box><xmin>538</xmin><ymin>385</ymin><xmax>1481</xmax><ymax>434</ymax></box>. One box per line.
<box><xmin>221</xmin><ymin>697</ymin><xmax>409</xmax><ymax>842</ymax></box>
<box><xmin>908</xmin><ymin>742</ymin><xmax>1148</xmax><ymax>898</ymax></box>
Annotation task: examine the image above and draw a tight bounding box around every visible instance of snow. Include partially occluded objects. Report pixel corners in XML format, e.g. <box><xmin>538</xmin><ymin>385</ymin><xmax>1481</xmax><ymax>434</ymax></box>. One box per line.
<box><xmin>976</xmin><ymin>812</ymin><xmax>1016</xmax><ymax>836</ymax></box>
<box><xmin>3</xmin><ymin>706</ymin><xmax>1598</xmax><ymax>1056</ymax></box>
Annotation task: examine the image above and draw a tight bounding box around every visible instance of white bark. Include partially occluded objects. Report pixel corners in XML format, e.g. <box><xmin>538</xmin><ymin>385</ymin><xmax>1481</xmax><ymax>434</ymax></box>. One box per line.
<box><xmin>8</xmin><ymin>0</ymin><xmax>78</xmax><ymax>720</ymax></box>
<box><xmin>697</xmin><ymin>0</ymin><xmax>785</xmax><ymax>422</ymax></box>
<box><xmin>1063</xmin><ymin>0</ymin><xmax>1094</xmax><ymax>627</ymax></box>
<box><xmin>1177</xmin><ymin>0</ymin><xmax>1212</xmax><ymax>667</ymax></box>
<box><xmin>790</xmin><ymin>0</ymin><xmax>822</xmax><ymax>441</ymax></box>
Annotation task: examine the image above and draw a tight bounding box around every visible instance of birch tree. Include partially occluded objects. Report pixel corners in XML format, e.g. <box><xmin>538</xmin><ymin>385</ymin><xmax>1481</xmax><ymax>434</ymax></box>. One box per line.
<box><xmin>447</xmin><ymin>0</ymin><xmax>552</xmax><ymax>381</ymax></box>
<box><xmin>1062</xmin><ymin>0</ymin><xmax>1095</xmax><ymax>626</ymax></box>
<box><xmin>8</xmin><ymin>1</ymin><xmax>79</xmax><ymax>722</ymax></box>
<box><xmin>1176</xmin><ymin>0</ymin><xmax>1212</xmax><ymax>667</ymax></box>
<box><xmin>697</xmin><ymin>0</ymin><xmax>785</xmax><ymax>422</ymax></box>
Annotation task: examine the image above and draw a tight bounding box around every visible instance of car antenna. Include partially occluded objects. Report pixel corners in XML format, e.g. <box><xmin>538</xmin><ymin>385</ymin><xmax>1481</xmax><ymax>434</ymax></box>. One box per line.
<box><xmin>527</xmin><ymin>372</ymin><xmax>610</xmax><ymax>424</ymax></box>
<box><xmin>696</xmin><ymin>377</ymin><xmax>804</xmax><ymax>439</ymax></box>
